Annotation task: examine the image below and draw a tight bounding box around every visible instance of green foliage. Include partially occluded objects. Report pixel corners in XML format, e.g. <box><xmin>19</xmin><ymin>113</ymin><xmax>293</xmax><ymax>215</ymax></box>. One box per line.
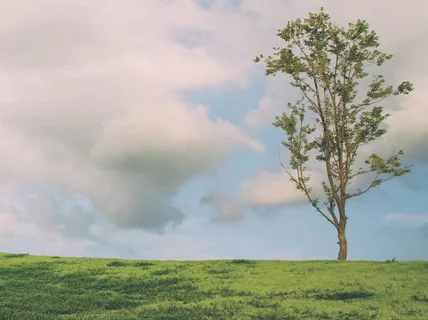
<box><xmin>0</xmin><ymin>253</ymin><xmax>427</xmax><ymax>319</ymax></box>
<box><xmin>255</xmin><ymin>8</ymin><xmax>413</xmax><ymax>245</ymax></box>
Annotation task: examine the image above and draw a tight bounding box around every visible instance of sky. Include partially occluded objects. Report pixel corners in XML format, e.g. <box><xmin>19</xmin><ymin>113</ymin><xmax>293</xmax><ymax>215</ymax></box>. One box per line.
<box><xmin>0</xmin><ymin>0</ymin><xmax>427</xmax><ymax>261</ymax></box>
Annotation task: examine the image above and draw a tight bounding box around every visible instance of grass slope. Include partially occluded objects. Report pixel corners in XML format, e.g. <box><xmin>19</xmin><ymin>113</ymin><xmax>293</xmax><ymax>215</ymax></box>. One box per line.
<box><xmin>0</xmin><ymin>253</ymin><xmax>427</xmax><ymax>319</ymax></box>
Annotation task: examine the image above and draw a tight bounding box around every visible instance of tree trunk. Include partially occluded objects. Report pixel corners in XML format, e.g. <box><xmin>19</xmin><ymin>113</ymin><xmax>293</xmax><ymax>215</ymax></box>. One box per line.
<box><xmin>337</xmin><ymin>224</ymin><xmax>348</xmax><ymax>261</ymax></box>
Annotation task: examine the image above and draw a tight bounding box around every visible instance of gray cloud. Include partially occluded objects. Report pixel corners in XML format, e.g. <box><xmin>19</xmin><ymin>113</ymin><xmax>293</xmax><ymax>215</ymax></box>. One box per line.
<box><xmin>9</xmin><ymin>194</ymin><xmax>97</xmax><ymax>241</ymax></box>
<box><xmin>200</xmin><ymin>191</ymin><xmax>245</xmax><ymax>222</ymax></box>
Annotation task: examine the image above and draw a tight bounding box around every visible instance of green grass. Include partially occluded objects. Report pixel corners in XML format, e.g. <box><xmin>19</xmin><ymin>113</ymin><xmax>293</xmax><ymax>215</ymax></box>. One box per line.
<box><xmin>0</xmin><ymin>253</ymin><xmax>427</xmax><ymax>319</ymax></box>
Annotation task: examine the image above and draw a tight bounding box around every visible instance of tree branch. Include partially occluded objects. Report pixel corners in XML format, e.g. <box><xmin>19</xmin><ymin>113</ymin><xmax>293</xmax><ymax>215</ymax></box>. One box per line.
<box><xmin>277</xmin><ymin>145</ymin><xmax>338</xmax><ymax>227</ymax></box>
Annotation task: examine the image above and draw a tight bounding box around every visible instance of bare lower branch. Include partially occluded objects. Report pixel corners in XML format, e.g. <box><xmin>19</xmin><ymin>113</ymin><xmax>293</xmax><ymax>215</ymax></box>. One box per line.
<box><xmin>277</xmin><ymin>145</ymin><xmax>338</xmax><ymax>227</ymax></box>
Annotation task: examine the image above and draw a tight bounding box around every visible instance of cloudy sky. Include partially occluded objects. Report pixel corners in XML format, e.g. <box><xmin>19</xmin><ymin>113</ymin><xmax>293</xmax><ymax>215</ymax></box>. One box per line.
<box><xmin>0</xmin><ymin>0</ymin><xmax>427</xmax><ymax>261</ymax></box>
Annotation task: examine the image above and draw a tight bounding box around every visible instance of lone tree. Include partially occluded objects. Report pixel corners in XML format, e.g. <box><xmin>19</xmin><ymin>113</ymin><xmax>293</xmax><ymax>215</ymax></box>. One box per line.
<box><xmin>254</xmin><ymin>8</ymin><xmax>413</xmax><ymax>261</ymax></box>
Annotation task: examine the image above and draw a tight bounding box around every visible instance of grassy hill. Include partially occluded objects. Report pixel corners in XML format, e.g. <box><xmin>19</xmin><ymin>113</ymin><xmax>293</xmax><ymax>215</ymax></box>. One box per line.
<box><xmin>0</xmin><ymin>252</ymin><xmax>427</xmax><ymax>319</ymax></box>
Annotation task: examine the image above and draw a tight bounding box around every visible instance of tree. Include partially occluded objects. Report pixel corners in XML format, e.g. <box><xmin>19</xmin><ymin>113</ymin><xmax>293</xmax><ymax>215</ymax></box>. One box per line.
<box><xmin>254</xmin><ymin>8</ymin><xmax>414</xmax><ymax>261</ymax></box>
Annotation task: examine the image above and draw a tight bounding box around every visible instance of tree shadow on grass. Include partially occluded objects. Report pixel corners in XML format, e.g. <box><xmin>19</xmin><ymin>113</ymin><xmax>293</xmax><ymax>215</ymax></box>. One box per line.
<box><xmin>314</xmin><ymin>290</ymin><xmax>375</xmax><ymax>301</ymax></box>
<box><xmin>2</xmin><ymin>253</ymin><xmax>29</xmax><ymax>259</ymax></box>
<box><xmin>412</xmin><ymin>294</ymin><xmax>428</xmax><ymax>303</ymax></box>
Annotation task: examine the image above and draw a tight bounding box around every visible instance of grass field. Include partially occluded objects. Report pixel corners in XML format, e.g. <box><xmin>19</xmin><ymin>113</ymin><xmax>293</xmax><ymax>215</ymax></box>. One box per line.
<box><xmin>0</xmin><ymin>252</ymin><xmax>427</xmax><ymax>319</ymax></box>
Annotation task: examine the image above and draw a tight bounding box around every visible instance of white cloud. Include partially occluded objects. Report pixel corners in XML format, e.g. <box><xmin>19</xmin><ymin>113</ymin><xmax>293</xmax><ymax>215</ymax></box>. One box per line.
<box><xmin>0</xmin><ymin>0</ymin><xmax>270</xmax><ymax>237</ymax></box>
<box><xmin>242</xmin><ymin>73</ymin><xmax>300</xmax><ymax>130</ymax></box>
<box><xmin>202</xmin><ymin>168</ymin><xmax>325</xmax><ymax>221</ymax></box>
<box><xmin>242</xmin><ymin>95</ymin><xmax>280</xmax><ymax>129</ymax></box>
<box><xmin>241</xmin><ymin>169</ymin><xmax>314</xmax><ymax>207</ymax></box>
<box><xmin>380</xmin><ymin>82</ymin><xmax>428</xmax><ymax>163</ymax></box>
